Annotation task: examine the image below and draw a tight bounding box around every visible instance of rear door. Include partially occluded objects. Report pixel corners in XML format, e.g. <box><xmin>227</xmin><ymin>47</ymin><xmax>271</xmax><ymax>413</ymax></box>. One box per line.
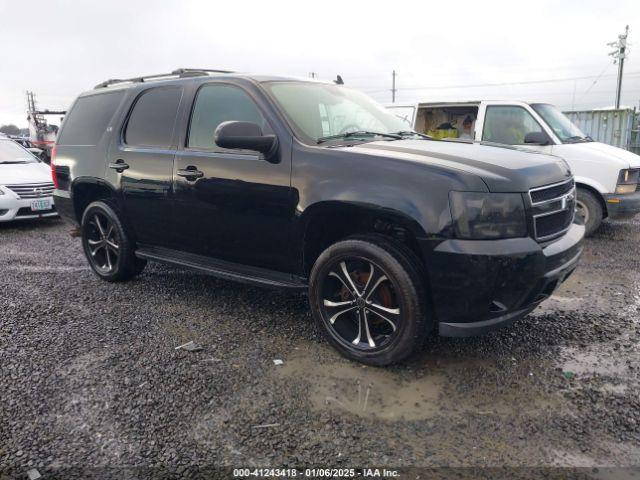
<box><xmin>172</xmin><ymin>82</ymin><xmax>294</xmax><ymax>272</ymax></box>
<box><xmin>107</xmin><ymin>86</ymin><xmax>183</xmax><ymax>248</ymax></box>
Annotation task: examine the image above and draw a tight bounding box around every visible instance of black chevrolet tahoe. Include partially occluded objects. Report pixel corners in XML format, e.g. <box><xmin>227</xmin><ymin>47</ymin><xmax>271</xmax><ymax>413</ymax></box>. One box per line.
<box><xmin>52</xmin><ymin>69</ymin><xmax>585</xmax><ymax>365</ymax></box>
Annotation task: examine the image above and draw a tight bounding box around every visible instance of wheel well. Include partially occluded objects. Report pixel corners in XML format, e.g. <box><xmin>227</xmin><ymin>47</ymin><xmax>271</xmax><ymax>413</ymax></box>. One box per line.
<box><xmin>576</xmin><ymin>183</ymin><xmax>608</xmax><ymax>219</ymax></box>
<box><xmin>302</xmin><ymin>206</ymin><xmax>424</xmax><ymax>275</ymax></box>
<box><xmin>72</xmin><ymin>182</ymin><xmax>115</xmax><ymax>223</ymax></box>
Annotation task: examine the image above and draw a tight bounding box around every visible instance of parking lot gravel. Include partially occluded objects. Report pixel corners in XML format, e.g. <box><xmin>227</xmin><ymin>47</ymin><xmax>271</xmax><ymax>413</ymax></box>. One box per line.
<box><xmin>1</xmin><ymin>217</ymin><xmax>639</xmax><ymax>477</ymax></box>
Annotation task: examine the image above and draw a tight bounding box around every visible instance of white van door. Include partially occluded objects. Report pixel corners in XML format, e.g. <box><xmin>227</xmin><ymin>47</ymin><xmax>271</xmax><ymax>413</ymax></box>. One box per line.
<box><xmin>477</xmin><ymin>102</ymin><xmax>555</xmax><ymax>154</ymax></box>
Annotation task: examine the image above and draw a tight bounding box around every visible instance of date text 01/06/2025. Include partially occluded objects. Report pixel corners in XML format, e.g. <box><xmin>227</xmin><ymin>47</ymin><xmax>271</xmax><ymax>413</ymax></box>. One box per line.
<box><xmin>232</xmin><ymin>468</ymin><xmax>400</xmax><ymax>477</ymax></box>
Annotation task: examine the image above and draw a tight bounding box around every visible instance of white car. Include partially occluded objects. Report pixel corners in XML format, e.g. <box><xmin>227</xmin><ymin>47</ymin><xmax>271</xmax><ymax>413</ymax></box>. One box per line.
<box><xmin>0</xmin><ymin>138</ymin><xmax>57</xmax><ymax>221</ymax></box>
<box><xmin>387</xmin><ymin>100</ymin><xmax>640</xmax><ymax>235</ymax></box>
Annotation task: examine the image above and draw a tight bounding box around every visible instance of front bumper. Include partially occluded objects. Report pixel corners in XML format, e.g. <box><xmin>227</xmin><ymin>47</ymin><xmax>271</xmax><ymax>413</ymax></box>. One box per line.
<box><xmin>420</xmin><ymin>222</ymin><xmax>585</xmax><ymax>337</ymax></box>
<box><xmin>0</xmin><ymin>194</ymin><xmax>58</xmax><ymax>222</ymax></box>
<box><xmin>605</xmin><ymin>191</ymin><xmax>640</xmax><ymax>219</ymax></box>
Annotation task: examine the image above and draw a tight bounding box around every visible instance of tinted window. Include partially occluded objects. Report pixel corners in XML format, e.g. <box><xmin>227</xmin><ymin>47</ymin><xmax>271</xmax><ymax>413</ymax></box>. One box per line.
<box><xmin>57</xmin><ymin>91</ymin><xmax>124</xmax><ymax>146</ymax></box>
<box><xmin>125</xmin><ymin>87</ymin><xmax>182</xmax><ymax>147</ymax></box>
<box><xmin>482</xmin><ymin>106</ymin><xmax>543</xmax><ymax>145</ymax></box>
<box><xmin>188</xmin><ymin>84</ymin><xmax>266</xmax><ymax>150</ymax></box>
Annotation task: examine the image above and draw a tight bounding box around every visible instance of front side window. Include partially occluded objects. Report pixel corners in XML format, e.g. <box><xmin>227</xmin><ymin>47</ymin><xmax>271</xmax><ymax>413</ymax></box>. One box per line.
<box><xmin>125</xmin><ymin>87</ymin><xmax>182</xmax><ymax>148</ymax></box>
<box><xmin>387</xmin><ymin>106</ymin><xmax>416</xmax><ymax>128</ymax></box>
<box><xmin>531</xmin><ymin>103</ymin><xmax>588</xmax><ymax>143</ymax></box>
<box><xmin>264</xmin><ymin>82</ymin><xmax>408</xmax><ymax>144</ymax></box>
<box><xmin>188</xmin><ymin>84</ymin><xmax>266</xmax><ymax>150</ymax></box>
<box><xmin>482</xmin><ymin>106</ymin><xmax>544</xmax><ymax>145</ymax></box>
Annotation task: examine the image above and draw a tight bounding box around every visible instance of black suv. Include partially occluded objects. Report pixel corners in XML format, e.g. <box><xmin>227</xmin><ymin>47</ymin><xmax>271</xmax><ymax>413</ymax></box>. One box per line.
<box><xmin>53</xmin><ymin>69</ymin><xmax>584</xmax><ymax>365</ymax></box>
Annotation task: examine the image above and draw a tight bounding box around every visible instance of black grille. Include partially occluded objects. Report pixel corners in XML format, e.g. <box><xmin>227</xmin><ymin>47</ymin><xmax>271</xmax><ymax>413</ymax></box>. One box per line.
<box><xmin>6</xmin><ymin>182</ymin><xmax>55</xmax><ymax>199</ymax></box>
<box><xmin>535</xmin><ymin>209</ymin><xmax>574</xmax><ymax>239</ymax></box>
<box><xmin>530</xmin><ymin>179</ymin><xmax>574</xmax><ymax>203</ymax></box>
<box><xmin>530</xmin><ymin>179</ymin><xmax>576</xmax><ymax>242</ymax></box>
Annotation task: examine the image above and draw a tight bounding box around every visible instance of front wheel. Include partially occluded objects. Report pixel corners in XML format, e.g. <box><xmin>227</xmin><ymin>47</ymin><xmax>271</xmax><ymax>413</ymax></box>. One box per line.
<box><xmin>309</xmin><ymin>236</ymin><xmax>428</xmax><ymax>366</ymax></box>
<box><xmin>81</xmin><ymin>200</ymin><xmax>146</xmax><ymax>282</ymax></box>
<box><xmin>576</xmin><ymin>188</ymin><xmax>603</xmax><ymax>236</ymax></box>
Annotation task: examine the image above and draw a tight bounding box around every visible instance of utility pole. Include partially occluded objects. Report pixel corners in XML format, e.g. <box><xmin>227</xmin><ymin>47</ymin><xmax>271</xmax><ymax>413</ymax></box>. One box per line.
<box><xmin>391</xmin><ymin>70</ymin><xmax>397</xmax><ymax>103</ymax></box>
<box><xmin>608</xmin><ymin>25</ymin><xmax>629</xmax><ymax>109</ymax></box>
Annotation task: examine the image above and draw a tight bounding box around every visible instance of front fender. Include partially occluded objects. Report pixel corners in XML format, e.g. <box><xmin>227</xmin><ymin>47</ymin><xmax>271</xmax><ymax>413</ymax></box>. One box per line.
<box><xmin>291</xmin><ymin>144</ymin><xmax>483</xmax><ymax>237</ymax></box>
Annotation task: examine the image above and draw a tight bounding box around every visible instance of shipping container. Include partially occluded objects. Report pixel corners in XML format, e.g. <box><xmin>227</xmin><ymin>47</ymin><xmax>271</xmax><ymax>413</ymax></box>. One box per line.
<box><xmin>563</xmin><ymin>108</ymin><xmax>640</xmax><ymax>154</ymax></box>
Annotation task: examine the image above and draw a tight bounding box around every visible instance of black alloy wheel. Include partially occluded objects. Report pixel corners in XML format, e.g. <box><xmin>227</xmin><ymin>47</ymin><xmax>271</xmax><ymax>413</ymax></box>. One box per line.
<box><xmin>85</xmin><ymin>211</ymin><xmax>120</xmax><ymax>274</ymax></box>
<box><xmin>309</xmin><ymin>235</ymin><xmax>427</xmax><ymax>366</ymax></box>
<box><xmin>81</xmin><ymin>200</ymin><xmax>146</xmax><ymax>282</ymax></box>
<box><xmin>320</xmin><ymin>257</ymin><xmax>401</xmax><ymax>351</ymax></box>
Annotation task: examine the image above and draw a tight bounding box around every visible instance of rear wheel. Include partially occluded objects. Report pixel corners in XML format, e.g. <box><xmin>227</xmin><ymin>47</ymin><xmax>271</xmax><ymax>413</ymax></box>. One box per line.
<box><xmin>309</xmin><ymin>235</ymin><xmax>427</xmax><ymax>366</ymax></box>
<box><xmin>81</xmin><ymin>200</ymin><xmax>146</xmax><ymax>282</ymax></box>
<box><xmin>576</xmin><ymin>188</ymin><xmax>603</xmax><ymax>236</ymax></box>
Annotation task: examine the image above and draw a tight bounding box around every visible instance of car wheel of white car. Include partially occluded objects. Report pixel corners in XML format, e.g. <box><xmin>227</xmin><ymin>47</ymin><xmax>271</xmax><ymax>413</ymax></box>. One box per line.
<box><xmin>576</xmin><ymin>188</ymin><xmax>603</xmax><ymax>237</ymax></box>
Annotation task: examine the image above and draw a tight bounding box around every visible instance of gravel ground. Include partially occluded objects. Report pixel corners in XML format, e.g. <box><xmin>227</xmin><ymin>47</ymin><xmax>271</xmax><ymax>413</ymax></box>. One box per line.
<box><xmin>1</xmin><ymin>216</ymin><xmax>639</xmax><ymax>478</ymax></box>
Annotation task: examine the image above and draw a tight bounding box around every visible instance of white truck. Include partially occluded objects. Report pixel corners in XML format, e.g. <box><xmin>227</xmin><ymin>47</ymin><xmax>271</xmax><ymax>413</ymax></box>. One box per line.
<box><xmin>388</xmin><ymin>100</ymin><xmax>640</xmax><ymax>235</ymax></box>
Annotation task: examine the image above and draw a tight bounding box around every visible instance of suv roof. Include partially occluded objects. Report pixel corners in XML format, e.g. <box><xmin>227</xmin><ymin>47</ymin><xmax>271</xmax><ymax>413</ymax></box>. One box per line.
<box><xmin>93</xmin><ymin>68</ymin><xmax>329</xmax><ymax>91</ymax></box>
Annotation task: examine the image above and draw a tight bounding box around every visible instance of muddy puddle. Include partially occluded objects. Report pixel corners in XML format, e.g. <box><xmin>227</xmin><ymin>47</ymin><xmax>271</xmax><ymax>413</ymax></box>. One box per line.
<box><xmin>560</xmin><ymin>347</ymin><xmax>630</xmax><ymax>377</ymax></box>
<box><xmin>277</xmin><ymin>355</ymin><xmax>443</xmax><ymax>420</ymax></box>
<box><xmin>277</xmin><ymin>348</ymin><xmax>562</xmax><ymax>421</ymax></box>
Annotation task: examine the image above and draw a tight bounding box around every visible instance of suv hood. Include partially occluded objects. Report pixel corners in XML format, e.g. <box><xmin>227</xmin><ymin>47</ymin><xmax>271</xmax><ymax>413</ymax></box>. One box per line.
<box><xmin>0</xmin><ymin>162</ymin><xmax>51</xmax><ymax>186</ymax></box>
<box><xmin>351</xmin><ymin>139</ymin><xmax>571</xmax><ymax>192</ymax></box>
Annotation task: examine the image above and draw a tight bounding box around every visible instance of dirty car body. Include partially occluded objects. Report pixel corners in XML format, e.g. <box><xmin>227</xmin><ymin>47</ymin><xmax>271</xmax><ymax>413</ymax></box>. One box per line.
<box><xmin>52</xmin><ymin>72</ymin><xmax>584</xmax><ymax>364</ymax></box>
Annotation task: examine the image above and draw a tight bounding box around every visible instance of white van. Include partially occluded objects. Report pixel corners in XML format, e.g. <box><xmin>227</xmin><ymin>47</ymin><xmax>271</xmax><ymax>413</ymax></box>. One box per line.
<box><xmin>388</xmin><ymin>101</ymin><xmax>640</xmax><ymax>235</ymax></box>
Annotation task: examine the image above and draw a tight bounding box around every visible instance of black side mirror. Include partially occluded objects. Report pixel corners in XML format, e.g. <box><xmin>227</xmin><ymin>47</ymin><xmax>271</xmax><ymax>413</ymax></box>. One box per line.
<box><xmin>524</xmin><ymin>131</ymin><xmax>551</xmax><ymax>145</ymax></box>
<box><xmin>214</xmin><ymin>121</ymin><xmax>278</xmax><ymax>163</ymax></box>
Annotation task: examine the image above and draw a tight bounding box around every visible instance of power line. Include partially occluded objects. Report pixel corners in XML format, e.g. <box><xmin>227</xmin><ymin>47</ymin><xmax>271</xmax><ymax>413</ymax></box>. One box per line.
<box><xmin>395</xmin><ymin>72</ymin><xmax>640</xmax><ymax>91</ymax></box>
<box><xmin>574</xmin><ymin>62</ymin><xmax>613</xmax><ymax>104</ymax></box>
<box><xmin>358</xmin><ymin>71</ymin><xmax>640</xmax><ymax>94</ymax></box>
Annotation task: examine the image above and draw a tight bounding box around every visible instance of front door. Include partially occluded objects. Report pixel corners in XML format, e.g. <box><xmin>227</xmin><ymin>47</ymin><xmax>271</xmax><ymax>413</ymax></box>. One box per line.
<box><xmin>107</xmin><ymin>85</ymin><xmax>183</xmax><ymax>248</ymax></box>
<box><xmin>173</xmin><ymin>83</ymin><xmax>294</xmax><ymax>272</ymax></box>
<box><xmin>480</xmin><ymin>104</ymin><xmax>553</xmax><ymax>154</ymax></box>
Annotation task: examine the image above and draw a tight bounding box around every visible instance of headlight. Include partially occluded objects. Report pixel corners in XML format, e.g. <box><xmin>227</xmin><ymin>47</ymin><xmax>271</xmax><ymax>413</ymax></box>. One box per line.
<box><xmin>615</xmin><ymin>168</ymin><xmax>639</xmax><ymax>194</ymax></box>
<box><xmin>449</xmin><ymin>191</ymin><xmax>527</xmax><ymax>239</ymax></box>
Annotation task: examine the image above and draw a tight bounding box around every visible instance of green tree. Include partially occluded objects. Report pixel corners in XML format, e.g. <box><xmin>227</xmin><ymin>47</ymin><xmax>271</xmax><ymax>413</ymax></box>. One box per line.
<box><xmin>0</xmin><ymin>124</ymin><xmax>21</xmax><ymax>136</ymax></box>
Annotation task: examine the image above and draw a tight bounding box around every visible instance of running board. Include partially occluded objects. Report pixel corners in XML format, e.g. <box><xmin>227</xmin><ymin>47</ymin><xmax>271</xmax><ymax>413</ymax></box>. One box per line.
<box><xmin>135</xmin><ymin>245</ymin><xmax>307</xmax><ymax>291</ymax></box>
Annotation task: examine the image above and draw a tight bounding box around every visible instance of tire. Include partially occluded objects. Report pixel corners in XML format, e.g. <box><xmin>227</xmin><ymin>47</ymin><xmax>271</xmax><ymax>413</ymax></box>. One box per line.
<box><xmin>576</xmin><ymin>188</ymin><xmax>603</xmax><ymax>236</ymax></box>
<box><xmin>81</xmin><ymin>200</ymin><xmax>146</xmax><ymax>282</ymax></box>
<box><xmin>309</xmin><ymin>234</ymin><xmax>428</xmax><ymax>366</ymax></box>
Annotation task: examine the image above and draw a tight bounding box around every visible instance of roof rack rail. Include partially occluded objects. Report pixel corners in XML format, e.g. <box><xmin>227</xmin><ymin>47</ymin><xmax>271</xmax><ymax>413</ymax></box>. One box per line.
<box><xmin>94</xmin><ymin>68</ymin><xmax>235</xmax><ymax>89</ymax></box>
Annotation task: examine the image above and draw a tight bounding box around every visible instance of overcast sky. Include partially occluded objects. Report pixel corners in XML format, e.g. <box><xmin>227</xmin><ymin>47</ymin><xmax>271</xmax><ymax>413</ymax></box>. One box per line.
<box><xmin>0</xmin><ymin>0</ymin><xmax>638</xmax><ymax>128</ymax></box>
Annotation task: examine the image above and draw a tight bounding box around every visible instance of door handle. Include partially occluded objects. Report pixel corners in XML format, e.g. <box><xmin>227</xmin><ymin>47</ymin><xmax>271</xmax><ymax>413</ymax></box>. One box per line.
<box><xmin>108</xmin><ymin>160</ymin><xmax>129</xmax><ymax>173</ymax></box>
<box><xmin>177</xmin><ymin>166</ymin><xmax>204</xmax><ymax>180</ymax></box>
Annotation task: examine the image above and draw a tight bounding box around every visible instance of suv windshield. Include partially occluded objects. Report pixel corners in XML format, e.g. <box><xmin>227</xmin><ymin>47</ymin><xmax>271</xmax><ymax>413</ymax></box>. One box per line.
<box><xmin>264</xmin><ymin>82</ymin><xmax>411</xmax><ymax>144</ymax></box>
<box><xmin>531</xmin><ymin>104</ymin><xmax>590</xmax><ymax>143</ymax></box>
<box><xmin>0</xmin><ymin>140</ymin><xmax>38</xmax><ymax>164</ymax></box>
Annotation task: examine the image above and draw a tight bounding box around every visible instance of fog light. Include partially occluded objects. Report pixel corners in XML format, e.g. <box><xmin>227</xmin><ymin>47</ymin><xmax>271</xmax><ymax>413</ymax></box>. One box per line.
<box><xmin>615</xmin><ymin>184</ymin><xmax>636</xmax><ymax>194</ymax></box>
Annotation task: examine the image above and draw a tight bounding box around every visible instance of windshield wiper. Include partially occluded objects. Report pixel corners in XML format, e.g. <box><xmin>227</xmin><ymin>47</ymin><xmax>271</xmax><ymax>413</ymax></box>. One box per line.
<box><xmin>0</xmin><ymin>161</ymin><xmax>28</xmax><ymax>164</ymax></box>
<box><xmin>392</xmin><ymin>130</ymin><xmax>432</xmax><ymax>140</ymax></box>
<box><xmin>317</xmin><ymin>130</ymin><xmax>402</xmax><ymax>144</ymax></box>
<box><xmin>564</xmin><ymin>135</ymin><xmax>590</xmax><ymax>143</ymax></box>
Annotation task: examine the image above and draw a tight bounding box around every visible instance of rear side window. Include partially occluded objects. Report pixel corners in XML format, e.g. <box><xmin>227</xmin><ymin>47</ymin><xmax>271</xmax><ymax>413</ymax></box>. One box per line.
<box><xmin>125</xmin><ymin>87</ymin><xmax>182</xmax><ymax>148</ymax></box>
<box><xmin>188</xmin><ymin>84</ymin><xmax>266</xmax><ymax>150</ymax></box>
<box><xmin>57</xmin><ymin>91</ymin><xmax>124</xmax><ymax>146</ymax></box>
